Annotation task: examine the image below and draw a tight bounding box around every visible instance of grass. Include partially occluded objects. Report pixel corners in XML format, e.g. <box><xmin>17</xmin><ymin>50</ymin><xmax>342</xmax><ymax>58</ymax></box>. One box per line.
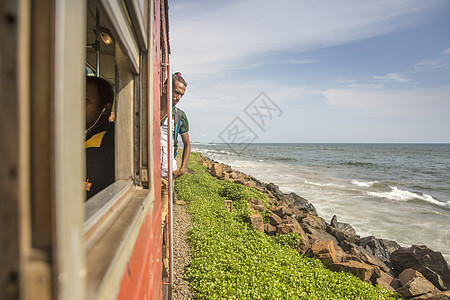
<box><xmin>174</xmin><ymin>153</ymin><xmax>399</xmax><ymax>299</ymax></box>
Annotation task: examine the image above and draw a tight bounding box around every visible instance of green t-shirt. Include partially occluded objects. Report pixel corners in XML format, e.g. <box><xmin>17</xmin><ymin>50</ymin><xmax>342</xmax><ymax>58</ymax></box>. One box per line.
<box><xmin>160</xmin><ymin>107</ymin><xmax>189</xmax><ymax>137</ymax></box>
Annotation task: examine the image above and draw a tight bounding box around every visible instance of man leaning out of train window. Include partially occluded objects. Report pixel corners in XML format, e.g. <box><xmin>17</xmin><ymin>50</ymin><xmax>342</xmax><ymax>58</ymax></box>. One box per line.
<box><xmin>160</xmin><ymin>72</ymin><xmax>191</xmax><ymax>179</ymax></box>
<box><xmin>84</xmin><ymin>76</ymin><xmax>115</xmax><ymax>200</ymax></box>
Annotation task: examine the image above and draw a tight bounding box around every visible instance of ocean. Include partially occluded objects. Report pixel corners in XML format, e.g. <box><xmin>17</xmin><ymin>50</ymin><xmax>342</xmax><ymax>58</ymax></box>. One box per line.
<box><xmin>192</xmin><ymin>143</ymin><xmax>450</xmax><ymax>262</ymax></box>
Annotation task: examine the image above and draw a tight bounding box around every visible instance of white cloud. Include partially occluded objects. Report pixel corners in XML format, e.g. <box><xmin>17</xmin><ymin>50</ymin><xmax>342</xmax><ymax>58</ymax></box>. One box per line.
<box><xmin>170</xmin><ymin>0</ymin><xmax>442</xmax><ymax>75</ymax></box>
<box><xmin>373</xmin><ymin>73</ymin><xmax>410</xmax><ymax>83</ymax></box>
<box><xmin>414</xmin><ymin>47</ymin><xmax>450</xmax><ymax>72</ymax></box>
<box><xmin>323</xmin><ymin>84</ymin><xmax>450</xmax><ymax>116</ymax></box>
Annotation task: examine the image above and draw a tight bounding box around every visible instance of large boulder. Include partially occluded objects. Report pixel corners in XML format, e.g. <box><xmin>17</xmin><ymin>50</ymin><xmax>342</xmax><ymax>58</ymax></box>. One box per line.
<box><xmin>330</xmin><ymin>215</ymin><xmax>357</xmax><ymax>236</ymax></box>
<box><xmin>268</xmin><ymin>211</ymin><xmax>283</xmax><ymax>227</ymax></box>
<box><xmin>396</xmin><ymin>276</ymin><xmax>440</xmax><ymax>298</ymax></box>
<box><xmin>400</xmin><ymin>269</ymin><xmax>427</xmax><ymax>286</ymax></box>
<box><xmin>263</xmin><ymin>183</ymin><xmax>316</xmax><ymax>213</ymax></box>
<box><xmin>302</xmin><ymin>224</ymin><xmax>338</xmax><ymax>246</ymax></box>
<box><xmin>340</xmin><ymin>241</ymin><xmax>390</xmax><ymax>273</ymax></box>
<box><xmin>358</xmin><ymin>236</ymin><xmax>401</xmax><ymax>268</ymax></box>
<box><xmin>248</xmin><ymin>214</ymin><xmax>264</xmax><ymax>232</ymax></box>
<box><xmin>409</xmin><ymin>290</ymin><xmax>450</xmax><ymax>300</ymax></box>
<box><xmin>210</xmin><ymin>162</ymin><xmax>223</xmax><ymax>178</ymax></box>
<box><xmin>264</xmin><ymin>223</ymin><xmax>276</xmax><ymax>236</ymax></box>
<box><xmin>327</xmin><ymin>226</ymin><xmax>360</xmax><ymax>244</ymax></box>
<box><xmin>390</xmin><ymin>245</ymin><xmax>450</xmax><ymax>290</ymax></box>
<box><xmin>375</xmin><ymin>271</ymin><xmax>401</xmax><ymax>292</ymax></box>
<box><xmin>307</xmin><ymin>240</ymin><xmax>336</xmax><ymax>266</ymax></box>
<box><xmin>300</xmin><ymin>215</ymin><xmax>327</xmax><ymax>231</ymax></box>
<box><xmin>250</xmin><ymin>204</ymin><xmax>267</xmax><ymax>213</ymax></box>
<box><xmin>287</xmin><ymin>192</ymin><xmax>316</xmax><ymax>213</ymax></box>
<box><xmin>328</xmin><ymin>261</ymin><xmax>378</xmax><ymax>282</ymax></box>
<box><xmin>272</xmin><ymin>205</ymin><xmax>298</xmax><ymax>219</ymax></box>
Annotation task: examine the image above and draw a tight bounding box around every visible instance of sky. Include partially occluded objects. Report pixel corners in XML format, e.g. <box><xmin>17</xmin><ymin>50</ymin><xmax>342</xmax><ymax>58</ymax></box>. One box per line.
<box><xmin>169</xmin><ymin>0</ymin><xmax>450</xmax><ymax>143</ymax></box>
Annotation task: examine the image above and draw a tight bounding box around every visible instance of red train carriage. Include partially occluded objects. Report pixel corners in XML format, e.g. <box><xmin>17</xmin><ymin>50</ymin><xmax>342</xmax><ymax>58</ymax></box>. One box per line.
<box><xmin>1</xmin><ymin>0</ymin><xmax>174</xmax><ymax>299</ymax></box>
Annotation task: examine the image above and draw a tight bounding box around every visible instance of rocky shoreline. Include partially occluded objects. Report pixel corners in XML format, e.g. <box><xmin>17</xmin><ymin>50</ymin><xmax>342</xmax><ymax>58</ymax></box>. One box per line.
<box><xmin>200</xmin><ymin>154</ymin><xmax>450</xmax><ymax>299</ymax></box>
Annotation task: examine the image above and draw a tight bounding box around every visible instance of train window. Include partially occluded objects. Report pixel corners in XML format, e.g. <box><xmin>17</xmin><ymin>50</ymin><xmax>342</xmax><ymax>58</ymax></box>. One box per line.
<box><xmin>84</xmin><ymin>4</ymin><xmax>118</xmax><ymax>209</ymax></box>
<box><xmin>3</xmin><ymin>0</ymin><xmax>166</xmax><ymax>298</ymax></box>
<box><xmin>82</xmin><ymin>1</ymin><xmax>157</xmax><ymax>297</ymax></box>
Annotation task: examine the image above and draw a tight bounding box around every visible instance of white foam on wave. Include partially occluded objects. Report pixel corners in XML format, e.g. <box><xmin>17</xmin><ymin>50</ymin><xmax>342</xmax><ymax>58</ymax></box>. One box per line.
<box><xmin>351</xmin><ymin>180</ymin><xmax>379</xmax><ymax>187</ymax></box>
<box><xmin>193</xmin><ymin>148</ymin><xmax>233</xmax><ymax>156</ymax></box>
<box><xmin>305</xmin><ymin>180</ymin><xmax>343</xmax><ymax>188</ymax></box>
<box><xmin>367</xmin><ymin>187</ymin><xmax>449</xmax><ymax>207</ymax></box>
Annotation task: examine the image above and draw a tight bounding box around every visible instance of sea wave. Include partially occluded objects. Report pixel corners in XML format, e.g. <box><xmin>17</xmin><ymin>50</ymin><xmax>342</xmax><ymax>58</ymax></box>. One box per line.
<box><xmin>366</xmin><ymin>187</ymin><xmax>449</xmax><ymax>207</ymax></box>
<box><xmin>351</xmin><ymin>180</ymin><xmax>391</xmax><ymax>190</ymax></box>
<box><xmin>264</xmin><ymin>156</ymin><xmax>297</xmax><ymax>162</ymax></box>
<box><xmin>341</xmin><ymin>161</ymin><xmax>377</xmax><ymax>167</ymax></box>
<box><xmin>305</xmin><ymin>180</ymin><xmax>343</xmax><ymax>188</ymax></box>
<box><xmin>193</xmin><ymin>148</ymin><xmax>233</xmax><ymax>156</ymax></box>
<box><xmin>351</xmin><ymin>180</ymin><xmax>378</xmax><ymax>187</ymax></box>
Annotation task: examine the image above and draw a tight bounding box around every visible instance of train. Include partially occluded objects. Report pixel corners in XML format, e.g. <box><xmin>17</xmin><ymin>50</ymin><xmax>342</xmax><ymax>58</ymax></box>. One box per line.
<box><xmin>1</xmin><ymin>0</ymin><xmax>175</xmax><ymax>299</ymax></box>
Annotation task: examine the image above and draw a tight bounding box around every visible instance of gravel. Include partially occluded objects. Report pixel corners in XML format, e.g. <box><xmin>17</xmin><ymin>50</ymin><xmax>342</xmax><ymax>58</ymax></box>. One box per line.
<box><xmin>172</xmin><ymin>200</ymin><xmax>194</xmax><ymax>299</ymax></box>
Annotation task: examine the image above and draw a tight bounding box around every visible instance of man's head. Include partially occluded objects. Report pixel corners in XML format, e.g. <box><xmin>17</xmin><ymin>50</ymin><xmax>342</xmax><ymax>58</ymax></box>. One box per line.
<box><xmin>86</xmin><ymin>76</ymin><xmax>114</xmax><ymax>129</ymax></box>
<box><xmin>162</xmin><ymin>72</ymin><xmax>187</xmax><ymax>107</ymax></box>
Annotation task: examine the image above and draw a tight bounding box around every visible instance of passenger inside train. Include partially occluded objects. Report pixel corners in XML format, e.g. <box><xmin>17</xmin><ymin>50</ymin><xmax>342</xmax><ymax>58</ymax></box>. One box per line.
<box><xmin>84</xmin><ymin>76</ymin><xmax>116</xmax><ymax>199</ymax></box>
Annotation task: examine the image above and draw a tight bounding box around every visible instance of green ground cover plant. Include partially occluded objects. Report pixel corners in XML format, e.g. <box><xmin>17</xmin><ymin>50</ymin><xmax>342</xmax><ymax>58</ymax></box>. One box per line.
<box><xmin>174</xmin><ymin>153</ymin><xmax>399</xmax><ymax>299</ymax></box>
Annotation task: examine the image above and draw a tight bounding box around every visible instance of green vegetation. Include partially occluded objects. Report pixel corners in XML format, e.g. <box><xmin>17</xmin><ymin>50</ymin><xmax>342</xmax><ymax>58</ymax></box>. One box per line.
<box><xmin>174</xmin><ymin>153</ymin><xmax>398</xmax><ymax>299</ymax></box>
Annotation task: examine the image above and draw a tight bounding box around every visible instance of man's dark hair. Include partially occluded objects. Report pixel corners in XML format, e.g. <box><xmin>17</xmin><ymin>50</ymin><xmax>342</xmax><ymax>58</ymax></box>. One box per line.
<box><xmin>173</xmin><ymin>72</ymin><xmax>187</xmax><ymax>87</ymax></box>
<box><xmin>86</xmin><ymin>76</ymin><xmax>114</xmax><ymax>105</ymax></box>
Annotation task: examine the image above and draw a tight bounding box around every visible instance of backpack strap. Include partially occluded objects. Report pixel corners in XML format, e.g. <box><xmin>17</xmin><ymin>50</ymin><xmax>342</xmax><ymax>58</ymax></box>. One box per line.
<box><xmin>173</xmin><ymin>108</ymin><xmax>183</xmax><ymax>157</ymax></box>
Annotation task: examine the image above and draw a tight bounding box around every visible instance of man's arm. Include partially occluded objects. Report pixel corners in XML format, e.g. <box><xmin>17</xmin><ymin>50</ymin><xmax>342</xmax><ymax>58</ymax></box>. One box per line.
<box><xmin>173</xmin><ymin>132</ymin><xmax>190</xmax><ymax>178</ymax></box>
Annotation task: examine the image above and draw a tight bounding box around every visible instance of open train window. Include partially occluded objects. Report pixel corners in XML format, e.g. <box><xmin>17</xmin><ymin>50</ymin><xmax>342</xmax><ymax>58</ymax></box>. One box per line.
<box><xmin>84</xmin><ymin>3</ymin><xmax>120</xmax><ymax>212</ymax></box>
<box><xmin>2</xmin><ymin>0</ymin><xmax>163</xmax><ymax>298</ymax></box>
<box><xmin>82</xmin><ymin>1</ymin><xmax>155</xmax><ymax>297</ymax></box>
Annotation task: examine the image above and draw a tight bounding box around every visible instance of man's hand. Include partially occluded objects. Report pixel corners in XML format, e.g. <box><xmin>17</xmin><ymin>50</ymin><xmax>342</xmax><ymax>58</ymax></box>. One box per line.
<box><xmin>173</xmin><ymin>169</ymin><xmax>185</xmax><ymax>179</ymax></box>
<box><xmin>109</xmin><ymin>111</ymin><xmax>116</xmax><ymax>123</ymax></box>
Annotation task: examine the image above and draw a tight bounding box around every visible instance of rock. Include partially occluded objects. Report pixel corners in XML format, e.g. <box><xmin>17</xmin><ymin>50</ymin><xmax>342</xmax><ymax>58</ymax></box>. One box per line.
<box><xmin>243</xmin><ymin>180</ymin><xmax>255</xmax><ymax>188</ymax></box>
<box><xmin>358</xmin><ymin>236</ymin><xmax>400</xmax><ymax>268</ymax></box>
<box><xmin>396</xmin><ymin>276</ymin><xmax>440</xmax><ymax>298</ymax></box>
<box><xmin>264</xmin><ymin>223</ymin><xmax>276</xmax><ymax>236</ymax></box>
<box><xmin>330</xmin><ymin>215</ymin><xmax>338</xmax><ymax>227</ymax></box>
<box><xmin>308</xmin><ymin>240</ymin><xmax>337</xmax><ymax>266</ymax></box>
<box><xmin>251</xmin><ymin>204</ymin><xmax>267</xmax><ymax>213</ymax></box>
<box><xmin>250</xmin><ymin>198</ymin><xmax>263</xmax><ymax>206</ymax></box>
<box><xmin>328</xmin><ymin>261</ymin><xmax>376</xmax><ymax>282</ymax></box>
<box><xmin>334</xmin><ymin>245</ymin><xmax>347</xmax><ymax>263</ymax></box>
<box><xmin>329</xmin><ymin>215</ymin><xmax>356</xmax><ymax>236</ymax></box>
<box><xmin>248</xmin><ymin>214</ymin><xmax>264</xmax><ymax>232</ymax></box>
<box><xmin>276</xmin><ymin>224</ymin><xmax>293</xmax><ymax>235</ymax></box>
<box><xmin>301</xmin><ymin>215</ymin><xmax>327</xmax><ymax>231</ymax></box>
<box><xmin>340</xmin><ymin>241</ymin><xmax>390</xmax><ymax>273</ymax></box>
<box><xmin>302</xmin><ymin>224</ymin><xmax>338</xmax><ymax>246</ymax></box>
<box><xmin>283</xmin><ymin>215</ymin><xmax>300</xmax><ymax>226</ymax></box>
<box><xmin>410</xmin><ymin>290</ymin><xmax>450</xmax><ymax>300</ymax></box>
<box><xmin>287</xmin><ymin>192</ymin><xmax>317</xmax><ymax>213</ymax></box>
<box><xmin>211</xmin><ymin>163</ymin><xmax>223</xmax><ymax>178</ymax></box>
<box><xmin>268</xmin><ymin>211</ymin><xmax>283</xmax><ymax>227</ymax></box>
<box><xmin>375</xmin><ymin>271</ymin><xmax>400</xmax><ymax>292</ymax></box>
<box><xmin>272</xmin><ymin>205</ymin><xmax>294</xmax><ymax>219</ymax></box>
<box><xmin>400</xmin><ymin>268</ymin><xmax>427</xmax><ymax>286</ymax></box>
<box><xmin>326</xmin><ymin>226</ymin><xmax>359</xmax><ymax>244</ymax></box>
<box><xmin>390</xmin><ymin>245</ymin><xmax>450</xmax><ymax>290</ymax></box>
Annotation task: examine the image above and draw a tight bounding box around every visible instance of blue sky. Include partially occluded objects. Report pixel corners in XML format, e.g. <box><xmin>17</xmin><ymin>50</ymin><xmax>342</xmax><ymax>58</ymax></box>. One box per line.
<box><xmin>169</xmin><ymin>0</ymin><xmax>450</xmax><ymax>143</ymax></box>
